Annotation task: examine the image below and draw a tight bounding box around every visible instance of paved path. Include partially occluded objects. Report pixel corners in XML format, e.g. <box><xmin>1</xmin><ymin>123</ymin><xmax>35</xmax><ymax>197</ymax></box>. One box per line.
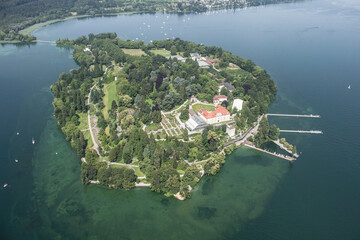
<box><xmin>87</xmin><ymin>66</ymin><xmax>111</xmax><ymax>157</ymax></box>
<box><xmin>88</xmin><ymin>84</ymin><xmax>100</xmax><ymax>156</ymax></box>
<box><xmin>109</xmin><ymin>162</ymin><xmax>139</xmax><ymax>168</ymax></box>
<box><xmin>135</xmin><ymin>182</ymin><xmax>151</xmax><ymax>187</ymax></box>
<box><xmin>162</xmin><ymin>100</ymin><xmax>189</xmax><ymax>115</ymax></box>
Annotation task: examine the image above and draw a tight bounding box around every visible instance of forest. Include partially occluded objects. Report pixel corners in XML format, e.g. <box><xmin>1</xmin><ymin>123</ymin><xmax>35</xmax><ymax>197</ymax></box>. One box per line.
<box><xmin>52</xmin><ymin>33</ymin><xmax>277</xmax><ymax>199</ymax></box>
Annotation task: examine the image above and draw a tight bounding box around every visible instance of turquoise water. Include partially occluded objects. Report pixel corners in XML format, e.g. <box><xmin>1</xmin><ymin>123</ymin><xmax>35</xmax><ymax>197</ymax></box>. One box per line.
<box><xmin>1</xmin><ymin>0</ymin><xmax>360</xmax><ymax>239</ymax></box>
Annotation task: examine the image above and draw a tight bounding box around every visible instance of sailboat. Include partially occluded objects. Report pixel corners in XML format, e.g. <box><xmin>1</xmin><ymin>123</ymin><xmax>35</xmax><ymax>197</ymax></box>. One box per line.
<box><xmin>348</xmin><ymin>85</ymin><xmax>351</xmax><ymax>89</ymax></box>
<box><xmin>32</xmin><ymin>137</ymin><xmax>35</xmax><ymax>144</ymax></box>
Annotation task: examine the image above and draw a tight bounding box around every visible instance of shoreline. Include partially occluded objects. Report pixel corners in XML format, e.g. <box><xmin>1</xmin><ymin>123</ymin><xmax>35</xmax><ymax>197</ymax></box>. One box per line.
<box><xmin>19</xmin><ymin>11</ymin><xmax>142</xmax><ymax>36</ymax></box>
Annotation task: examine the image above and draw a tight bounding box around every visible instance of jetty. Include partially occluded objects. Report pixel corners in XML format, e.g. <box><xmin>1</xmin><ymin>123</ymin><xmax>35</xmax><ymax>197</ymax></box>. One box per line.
<box><xmin>280</xmin><ymin>130</ymin><xmax>323</xmax><ymax>134</ymax></box>
<box><xmin>244</xmin><ymin>143</ymin><xmax>296</xmax><ymax>161</ymax></box>
<box><xmin>32</xmin><ymin>40</ymin><xmax>56</xmax><ymax>44</ymax></box>
<box><xmin>267</xmin><ymin>113</ymin><xmax>320</xmax><ymax>118</ymax></box>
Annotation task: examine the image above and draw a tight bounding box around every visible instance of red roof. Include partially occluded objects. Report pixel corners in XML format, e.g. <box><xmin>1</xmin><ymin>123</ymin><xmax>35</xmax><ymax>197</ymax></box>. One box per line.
<box><xmin>213</xmin><ymin>95</ymin><xmax>227</xmax><ymax>101</ymax></box>
<box><xmin>203</xmin><ymin>58</ymin><xmax>220</xmax><ymax>65</ymax></box>
<box><xmin>200</xmin><ymin>105</ymin><xmax>230</xmax><ymax>119</ymax></box>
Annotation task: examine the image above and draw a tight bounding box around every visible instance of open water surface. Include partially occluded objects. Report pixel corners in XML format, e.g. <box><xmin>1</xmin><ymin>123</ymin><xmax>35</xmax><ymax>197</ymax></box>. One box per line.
<box><xmin>1</xmin><ymin>0</ymin><xmax>360</xmax><ymax>239</ymax></box>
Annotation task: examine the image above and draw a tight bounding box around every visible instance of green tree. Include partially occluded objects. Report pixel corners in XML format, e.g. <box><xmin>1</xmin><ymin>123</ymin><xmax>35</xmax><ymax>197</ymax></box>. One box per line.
<box><xmin>183</xmin><ymin>128</ymin><xmax>189</xmax><ymax>141</ymax></box>
<box><xmin>122</xmin><ymin>142</ymin><xmax>133</xmax><ymax>163</ymax></box>
<box><xmin>207</xmin><ymin>130</ymin><xmax>218</xmax><ymax>152</ymax></box>
<box><xmin>180</xmin><ymin>109</ymin><xmax>189</xmax><ymax>121</ymax></box>
<box><xmin>170</xmin><ymin>45</ymin><xmax>177</xmax><ymax>55</ymax></box>
<box><xmin>269</xmin><ymin>124</ymin><xmax>280</xmax><ymax>140</ymax></box>
<box><xmin>152</xmin><ymin>110</ymin><xmax>162</xmax><ymax>123</ymax></box>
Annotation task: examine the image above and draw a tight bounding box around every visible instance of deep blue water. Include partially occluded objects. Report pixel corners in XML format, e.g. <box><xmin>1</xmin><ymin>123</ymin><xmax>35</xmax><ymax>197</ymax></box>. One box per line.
<box><xmin>1</xmin><ymin>0</ymin><xmax>360</xmax><ymax>239</ymax></box>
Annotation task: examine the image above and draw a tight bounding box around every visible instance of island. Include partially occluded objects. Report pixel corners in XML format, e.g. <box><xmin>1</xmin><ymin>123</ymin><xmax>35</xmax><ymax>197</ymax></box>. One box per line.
<box><xmin>52</xmin><ymin>33</ymin><xmax>296</xmax><ymax>200</ymax></box>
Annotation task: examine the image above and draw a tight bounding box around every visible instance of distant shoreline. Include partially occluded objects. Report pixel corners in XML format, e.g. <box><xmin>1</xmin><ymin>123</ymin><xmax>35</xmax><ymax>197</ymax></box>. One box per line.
<box><xmin>19</xmin><ymin>11</ymin><xmax>144</xmax><ymax>36</ymax></box>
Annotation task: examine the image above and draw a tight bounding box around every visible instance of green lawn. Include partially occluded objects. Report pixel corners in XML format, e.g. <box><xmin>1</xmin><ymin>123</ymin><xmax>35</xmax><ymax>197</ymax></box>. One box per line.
<box><xmin>77</xmin><ymin>112</ymin><xmax>88</xmax><ymax>130</ymax></box>
<box><xmin>84</xmin><ymin>130</ymin><xmax>93</xmax><ymax>148</ymax></box>
<box><xmin>103</xmin><ymin>81</ymin><xmax>117</xmax><ymax>120</ymax></box>
<box><xmin>133</xmin><ymin>167</ymin><xmax>145</xmax><ymax>177</ymax></box>
<box><xmin>177</xmin><ymin>169</ymin><xmax>185</xmax><ymax>175</ymax></box>
<box><xmin>121</xmin><ymin>48</ymin><xmax>146</xmax><ymax>56</ymax></box>
<box><xmin>223</xmin><ymin>67</ymin><xmax>254</xmax><ymax>79</ymax></box>
<box><xmin>192</xmin><ymin>104</ymin><xmax>215</xmax><ymax>113</ymax></box>
<box><xmin>150</xmin><ymin>49</ymin><xmax>171</xmax><ymax>57</ymax></box>
<box><xmin>146</xmin><ymin>123</ymin><xmax>161</xmax><ymax>131</ymax></box>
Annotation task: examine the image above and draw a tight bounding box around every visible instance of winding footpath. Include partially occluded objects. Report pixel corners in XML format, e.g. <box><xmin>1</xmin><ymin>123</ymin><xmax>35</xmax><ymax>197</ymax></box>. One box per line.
<box><xmin>87</xmin><ymin>66</ymin><xmax>111</xmax><ymax>157</ymax></box>
<box><xmin>88</xmin><ymin>84</ymin><xmax>100</xmax><ymax>156</ymax></box>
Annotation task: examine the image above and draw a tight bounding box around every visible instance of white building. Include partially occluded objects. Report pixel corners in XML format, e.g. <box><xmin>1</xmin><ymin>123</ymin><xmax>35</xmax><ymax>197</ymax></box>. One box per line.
<box><xmin>226</xmin><ymin>124</ymin><xmax>236</xmax><ymax>138</ymax></box>
<box><xmin>199</xmin><ymin>105</ymin><xmax>231</xmax><ymax>124</ymax></box>
<box><xmin>232</xmin><ymin>99</ymin><xmax>244</xmax><ymax>111</ymax></box>
<box><xmin>168</xmin><ymin>55</ymin><xmax>186</xmax><ymax>62</ymax></box>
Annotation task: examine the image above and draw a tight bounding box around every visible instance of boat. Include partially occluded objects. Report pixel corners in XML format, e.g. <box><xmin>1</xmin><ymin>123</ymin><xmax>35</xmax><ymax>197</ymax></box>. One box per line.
<box><xmin>3</xmin><ymin>183</ymin><xmax>7</xmax><ymax>188</ymax></box>
<box><xmin>15</xmin><ymin>159</ymin><xmax>18</xmax><ymax>163</ymax></box>
<box><xmin>348</xmin><ymin>85</ymin><xmax>351</xmax><ymax>89</ymax></box>
<box><xmin>32</xmin><ymin>137</ymin><xmax>35</xmax><ymax>144</ymax></box>
<box><xmin>16</xmin><ymin>132</ymin><xmax>19</xmax><ymax>135</ymax></box>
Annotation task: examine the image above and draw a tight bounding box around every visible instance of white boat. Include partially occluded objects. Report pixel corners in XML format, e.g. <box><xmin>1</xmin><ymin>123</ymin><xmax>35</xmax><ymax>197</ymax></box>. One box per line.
<box><xmin>15</xmin><ymin>159</ymin><xmax>18</xmax><ymax>163</ymax></box>
<box><xmin>32</xmin><ymin>138</ymin><xmax>35</xmax><ymax>144</ymax></box>
<box><xmin>16</xmin><ymin>132</ymin><xmax>19</xmax><ymax>135</ymax></box>
<box><xmin>348</xmin><ymin>85</ymin><xmax>351</xmax><ymax>89</ymax></box>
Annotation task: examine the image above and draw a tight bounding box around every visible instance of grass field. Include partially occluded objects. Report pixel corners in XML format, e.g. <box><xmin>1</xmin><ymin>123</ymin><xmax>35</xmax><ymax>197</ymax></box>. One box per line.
<box><xmin>150</xmin><ymin>49</ymin><xmax>171</xmax><ymax>57</ymax></box>
<box><xmin>84</xmin><ymin>130</ymin><xmax>93</xmax><ymax>148</ymax></box>
<box><xmin>145</xmin><ymin>123</ymin><xmax>162</xmax><ymax>131</ymax></box>
<box><xmin>77</xmin><ymin>113</ymin><xmax>94</xmax><ymax>147</ymax></box>
<box><xmin>192</xmin><ymin>104</ymin><xmax>215</xmax><ymax>113</ymax></box>
<box><xmin>103</xmin><ymin>81</ymin><xmax>117</xmax><ymax>119</ymax></box>
<box><xmin>121</xmin><ymin>48</ymin><xmax>146</xmax><ymax>56</ymax></box>
<box><xmin>77</xmin><ymin>112</ymin><xmax>88</xmax><ymax>130</ymax></box>
<box><xmin>224</xmin><ymin>67</ymin><xmax>254</xmax><ymax>79</ymax></box>
<box><xmin>133</xmin><ymin>167</ymin><xmax>145</xmax><ymax>177</ymax></box>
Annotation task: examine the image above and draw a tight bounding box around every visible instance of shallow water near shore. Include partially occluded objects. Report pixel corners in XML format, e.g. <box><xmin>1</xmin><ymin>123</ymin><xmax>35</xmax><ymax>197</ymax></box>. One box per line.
<box><xmin>1</xmin><ymin>0</ymin><xmax>360</xmax><ymax>239</ymax></box>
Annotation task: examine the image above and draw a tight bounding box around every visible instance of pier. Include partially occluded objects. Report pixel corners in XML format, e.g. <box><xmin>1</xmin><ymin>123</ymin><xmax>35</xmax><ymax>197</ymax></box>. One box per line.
<box><xmin>280</xmin><ymin>130</ymin><xmax>323</xmax><ymax>134</ymax></box>
<box><xmin>32</xmin><ymin>40</ymin><xmax>56</xmax><ymax>44</ymax></box>
<box><xmin>244</xmin><ymin>144</ymin><xmax>296</xmax><ymax>161</ymax></box>
<box><xmin>267</xmin><ymin>113</ymin><xmax>320</xmax><ymax>118</ymax></box>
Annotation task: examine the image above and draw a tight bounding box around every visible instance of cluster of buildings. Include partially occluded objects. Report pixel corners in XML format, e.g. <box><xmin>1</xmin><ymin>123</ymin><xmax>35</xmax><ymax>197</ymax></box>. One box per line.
<box><xmin>168</xmin><ymin>53</ymin><xmax>220</xmax><ymax>68</ymax></box>
<box><xmin>185</xmin><ymin>94</ymin><xmax>243</xmax><ymax>136</ymax></box>
<box><xmin>167</xmin><ymin>53</ymin><xmax>244</xmax><ymax>137</ymax></box>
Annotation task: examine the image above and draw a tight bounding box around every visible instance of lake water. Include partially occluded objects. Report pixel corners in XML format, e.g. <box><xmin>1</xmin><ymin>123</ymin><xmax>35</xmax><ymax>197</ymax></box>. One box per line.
<box><xmin>1</xmin><ymin>0</ymin><xmax>360</xmax><ymax>239</ymax></box>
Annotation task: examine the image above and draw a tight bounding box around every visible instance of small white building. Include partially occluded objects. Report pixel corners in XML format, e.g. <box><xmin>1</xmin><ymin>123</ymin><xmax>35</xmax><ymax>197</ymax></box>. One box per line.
<box><xmin>226</xmin><ymin>124</ymin><xmax>236</xmax><ymax>138</ymax></box>
<box><xmin>232</xmin><ymin>99</ymin><xmax>244</xmax><ymax>111</ymax></box>
<box><xmin>213</xmin><ymin>95</ymin><xmax>227</xmax><ymax>106</ymax></box>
